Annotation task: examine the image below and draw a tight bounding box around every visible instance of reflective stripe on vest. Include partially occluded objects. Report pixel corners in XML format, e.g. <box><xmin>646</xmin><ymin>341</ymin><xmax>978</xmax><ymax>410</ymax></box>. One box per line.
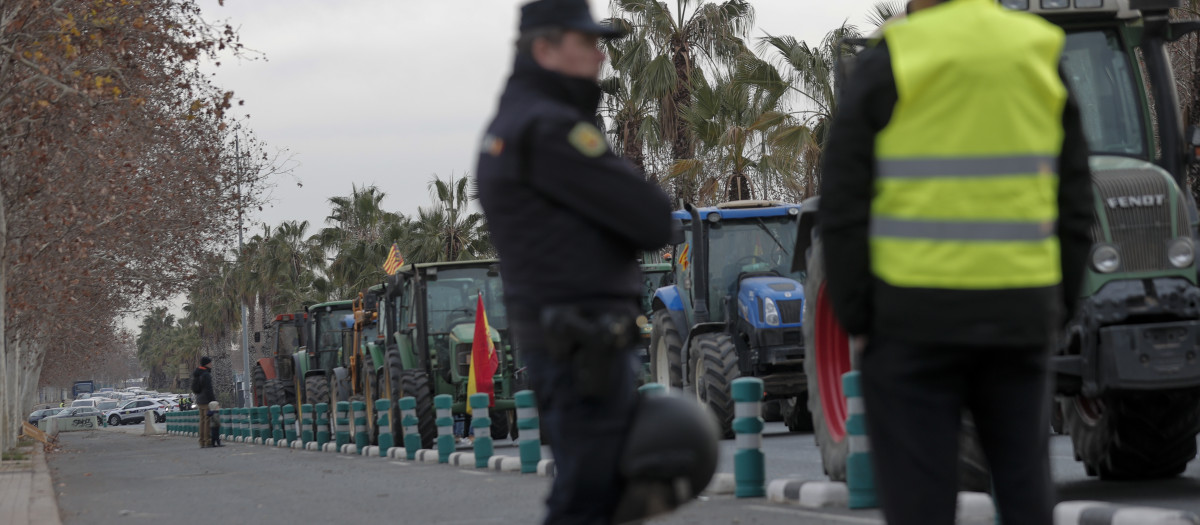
<box><xmin>871</xmin><ymin>0</ymin><xmax>1066</xmax><ymax>290</ymax></box>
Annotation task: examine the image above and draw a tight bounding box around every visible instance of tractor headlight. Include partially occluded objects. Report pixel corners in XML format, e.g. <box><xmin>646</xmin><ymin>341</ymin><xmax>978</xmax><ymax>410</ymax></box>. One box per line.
<box><xmin>763</xmin><ymin>297</ymin><xmax>780</xmax><ymax>326</ymax></box>
<box><xmin>1091</xmin><ymin>244</ymin><xmax>1120</xmax><ymax>274</ymax></box>
<box><xmin>1168</xmin><ymin>237</ymin><xmax>1195</xmax><ymax>268</ymax></box>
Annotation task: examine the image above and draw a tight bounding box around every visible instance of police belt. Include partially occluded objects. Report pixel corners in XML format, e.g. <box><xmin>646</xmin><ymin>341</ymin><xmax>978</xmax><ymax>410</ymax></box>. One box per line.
<box><xmin>530</xmin><ymin>299</ymin><xmax>640</xmax><ymax>398</ymax></box>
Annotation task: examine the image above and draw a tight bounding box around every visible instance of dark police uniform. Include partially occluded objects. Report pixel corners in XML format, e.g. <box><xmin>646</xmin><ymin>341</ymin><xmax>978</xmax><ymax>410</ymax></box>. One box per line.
<box><xmin>475</xmin><ymin>1</ymin><xmax>672</xmax><ymax>522</ymax></box>
<box><xmin>818</xmin><ymin>2</ymin><xmax>1094</xmax><ymax>524</ymax></box>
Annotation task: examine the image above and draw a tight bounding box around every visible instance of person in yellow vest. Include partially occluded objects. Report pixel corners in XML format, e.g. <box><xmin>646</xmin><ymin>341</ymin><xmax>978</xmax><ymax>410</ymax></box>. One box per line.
<box><xmin>818</xmin><ymin>1</ymin><xmax>1094</xmax><ymax>524</ymax></box>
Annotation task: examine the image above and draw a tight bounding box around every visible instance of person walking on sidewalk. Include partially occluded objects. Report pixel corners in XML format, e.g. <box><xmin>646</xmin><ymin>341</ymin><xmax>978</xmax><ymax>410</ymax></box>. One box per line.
<box><xmin>817</xmin><ymin>0</ymin><xmax>1094</xmax><ymax>524</ymax></box>
<box><xmin>191</xmin><ymin>357</ymin><xmax>216</xmax><ymax>448</ymax></box>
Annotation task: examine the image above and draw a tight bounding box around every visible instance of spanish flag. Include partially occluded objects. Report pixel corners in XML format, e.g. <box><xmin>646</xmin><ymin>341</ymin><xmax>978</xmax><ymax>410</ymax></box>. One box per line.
<box><xmin>466</xmin><ymin>292</ymin><xmax>499</xmax><ymax>414</ymax></box>
<box><xmin>383</xmin><ymin>244</ymin><xmax>405</xmax><ymax>275</ymax></box>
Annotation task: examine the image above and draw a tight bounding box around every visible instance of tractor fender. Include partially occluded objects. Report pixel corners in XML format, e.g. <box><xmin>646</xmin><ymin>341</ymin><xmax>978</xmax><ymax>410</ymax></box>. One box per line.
<box><xmin>653</xmin><ymin>286</ymin><xmax>685</xmax><ymax>312</ymax></box>
<box><xmin>366</xmin><ymin>342</ymin><xmax>387</xmax><ymax>376</ymax></box>
<box><xmin>255</xmin><ymin>358</ymin><xmax>278</xmax><ymax>381</ymax></box>
<box><xmin>680</xmin><ymin>322</ymin><xmax>728</xmax><ymax>387</ymax></box>
<box><xmin>792</xmin><ymin>196</ymin><xmax>820</xmax><ymax>273</ymax></box>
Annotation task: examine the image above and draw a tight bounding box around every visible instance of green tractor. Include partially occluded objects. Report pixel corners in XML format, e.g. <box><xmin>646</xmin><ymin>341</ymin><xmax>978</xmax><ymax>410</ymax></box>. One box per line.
<box><xmin>636</xmin><ymin>262</ymin><xmax>674</xmax><ymax>384</ymax></box>
<box><xmin>293</xmin><ymin>300</ymin><xmax>356</xmax><ymax>408</ymax></box>
<box><xmin>797</xmin><ymin>0</ymin><xmax>1200</xmax><ymax>482</ymax></box>
<box><xmin>250</xmin><ymin>312</ymin><xmax>308</xmax><ymax>407</ymax></box>
<box><xmin>379</xmin><ymin>260</ymin><xmax>519</xmax><ymax>448</ymax></box>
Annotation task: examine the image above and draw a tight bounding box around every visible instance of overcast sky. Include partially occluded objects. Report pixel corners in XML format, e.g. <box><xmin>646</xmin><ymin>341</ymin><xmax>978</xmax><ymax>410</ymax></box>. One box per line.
<box><xmin>195</xmin><ymin>0</ymin><xmax>885</xmax><ymax>232</ymax></box>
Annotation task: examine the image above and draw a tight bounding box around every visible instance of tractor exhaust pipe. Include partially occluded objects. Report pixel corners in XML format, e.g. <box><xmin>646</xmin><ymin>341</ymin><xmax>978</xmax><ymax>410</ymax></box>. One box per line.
<box><xmin>684</xmin><ymin>203</ymin><xmax>709</xmax><ymax>324</ymax></box>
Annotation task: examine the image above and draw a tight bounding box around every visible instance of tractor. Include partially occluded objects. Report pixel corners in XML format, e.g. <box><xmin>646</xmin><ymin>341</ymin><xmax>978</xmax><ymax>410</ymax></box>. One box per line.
<box><xmin>797</xmin><ymin>0</ymin><xmax>1200</xmax><ymax>483</ymax></box>
<box><xmin>635</xmin><ymin>262</ymin><xmax>674</xmax><ymax>385</ymax></box>
<box><xmin>379</xmin><ymin>260</ymin><xmax>519</xmax><ymax>448</ymax></box>
<box><xmin>293</xmin><ymin>300</ymin><xmax>356</xmax><ymax>408</ymax></box>
<box><xmin>250</xmin><ymin>312</ymin><xmax>307</xmax><ymax>407</ymax></box>
<box><xmin>649</xmin><ymin>200</ymin><xmax>810</xmax><ymax>437</ymax></box>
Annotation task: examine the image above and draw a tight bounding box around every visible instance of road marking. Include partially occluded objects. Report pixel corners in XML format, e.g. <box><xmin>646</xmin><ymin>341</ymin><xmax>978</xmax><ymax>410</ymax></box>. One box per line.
<box><xmin>748</xmin><ymin>504</ymin><xmax>884</xmax><ymax>524</ymax></box>
<box><xmin>389</xmin><ymin>461</ymin><xmax>409</xmax><ymax>466</ymax></box>
<box><xmin>458</xmin><ymin>470</ymin><xmax>488</xmax><ymax>476</ymax></box>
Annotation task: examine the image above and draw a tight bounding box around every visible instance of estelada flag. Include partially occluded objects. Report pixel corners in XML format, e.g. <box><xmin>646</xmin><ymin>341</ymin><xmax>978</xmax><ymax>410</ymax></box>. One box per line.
<box><xmin>466</xmin><ymin>292</ymin><xmax>499</xmax><ymax>414</ymax></box>
<box><xmin>383</xmin><ymin>243</ymin><xmax>405</xmax><ymax>275</ymax></box>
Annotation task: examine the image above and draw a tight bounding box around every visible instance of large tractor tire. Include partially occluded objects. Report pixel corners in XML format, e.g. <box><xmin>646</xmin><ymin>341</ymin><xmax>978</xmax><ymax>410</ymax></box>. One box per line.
<box><xmin>803</xmin><ymin>238</ymin><xmax>990</xmax><ymax>490</ymax></box>
<box><xmin>384</xmin><ymin>350</ymin><xmax>404</xmax><ymax>441</ymax></box>
<box><xmin>251</xmin><ymin>364</ymin><xmax>267</xmax><ymax>407</ymax></box>
<box><xmin>263</xmin><ymin>379</ymin><xmax>287</xmax><ymax>407</ymax></box>
<box><xmin>400</xmin><ymin>369</ymin><xmax>438</xmax><ymax>449</ymax></box>
<box><xmin>763</xmin><ymin>400</ymin><xmax>784</xmax><ymax>422</ymax></box>
<box><xmin>783</xmin><ymin>394</ymin><xmax>814</xmax><ymax>432</ymax></box>
<box><xmin>490</xmin><ymin>409</ymin><xmax>512</xmax><ymax>441</ymax></box>
<box><xmin>693</xmin><ymin>332</ymin><xmax>740</xmax><ymax>438</ymax></box>
<box><xmin>362</xmin><ymin>353</ymin><xmax>379</xmax><ymax>443</ymax></box>
<box><xmin>304</xmin><ymin>375</ymin><xmax>330</xmax><ymax>406</ymax></box>
<box><xmin>648</xmin><ymin>309</ymin><xmax>684</xmax><ymax>388</ymax></box>
<box><xmin>1066</xmin><ymin>388</ymin><xmax>1200</xmax><ymax>480</ymax></box>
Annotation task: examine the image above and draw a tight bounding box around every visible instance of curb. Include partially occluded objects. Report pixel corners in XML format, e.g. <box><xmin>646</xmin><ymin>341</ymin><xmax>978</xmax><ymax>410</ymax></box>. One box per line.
<box><xmin>536</xmin><ymin>459</ymin><xmax>556</xmax><ymax>477</ymax></box>
<box><xmin>30</xmin><ymin>446</ymin><xmax>62</xmax><ymax>525</ymax></box>
<box><xmin>1055</xmin><ymin>501</ymin><xmax>1200</xmax><ymax>525</ymax></box>
<box><xmin>487</xmin><ymin>455</ymin><xmax>521</xmax><ymax>472</ymax></box>
<box><xmin>766</xmin><ymin>479</ymin><xmax>848</xmax><ymax>508</ymax></box>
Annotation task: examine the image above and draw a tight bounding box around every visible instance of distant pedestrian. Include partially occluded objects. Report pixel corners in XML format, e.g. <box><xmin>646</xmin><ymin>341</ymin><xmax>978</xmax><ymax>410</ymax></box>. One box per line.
<box><xmin>207</xmin><ymin>401</ymin><xmax>223</xmax><ymax>447</ymax></box>
<box><xmin>192</xmin><ymin>357</ymin><xmax>216</xmax><ymax>448</ymax></box>
<box><xmin>817</xmin><ymin>1</ymin><xmax>1093</xmax><ymax>524</ymax></box>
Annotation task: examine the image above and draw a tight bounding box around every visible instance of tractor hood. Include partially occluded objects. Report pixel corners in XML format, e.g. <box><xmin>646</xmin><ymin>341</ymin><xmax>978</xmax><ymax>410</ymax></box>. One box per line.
<box><xmin>449</xmin><ymin>323</ymin><xmax>501</xmax><ymax>345</ymax></box>
<box><xmin>737</xmin><ymin>276</ymin><xmax>804</xmax><ymax>327</ymax></box>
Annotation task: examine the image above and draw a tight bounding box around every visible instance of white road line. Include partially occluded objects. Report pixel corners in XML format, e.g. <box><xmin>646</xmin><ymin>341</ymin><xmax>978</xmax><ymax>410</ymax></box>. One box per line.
<box><xmin>389</xmin><ymin>461</ymin><xmax>410</xmax><ymax>466</ymax></box>
<box><xmin>748</xmin><ymin>504</ymin><xmax>884</xmax><ymax>524</ymax></box>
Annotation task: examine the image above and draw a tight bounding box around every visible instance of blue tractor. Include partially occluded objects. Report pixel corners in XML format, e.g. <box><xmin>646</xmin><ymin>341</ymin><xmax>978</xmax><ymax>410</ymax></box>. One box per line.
<box><xmin>649</xmin><ymin>200</ymin><xmax>809</xmax><ymax>437</ymax></box>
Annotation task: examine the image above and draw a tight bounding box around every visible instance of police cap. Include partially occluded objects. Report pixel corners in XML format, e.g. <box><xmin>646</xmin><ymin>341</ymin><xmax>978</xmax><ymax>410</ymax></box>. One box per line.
<box><xmin>519</xmin><ymin>0</ymin><xmax>626</xmax><ymax>38</ymax></box>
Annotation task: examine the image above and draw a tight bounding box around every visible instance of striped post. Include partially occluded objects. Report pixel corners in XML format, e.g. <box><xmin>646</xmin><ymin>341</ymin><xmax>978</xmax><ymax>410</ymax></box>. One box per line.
<box><xmin>257</xmin><ymin>406</ymin><xmax>269</xmax><ymax>442</ymax></box>
<box><xmin>186</xmin><ymin>410</ymin><xmax>193</xmax><ymax>435</ymax></box>
<box><xmin>251</xmin><ymin>407</ymin><xmax>262</xmax><ymax>441</ymax></box>
<box><xmin>352</xmin><ymin>400</ymin><xmax>369</xmax><ymax>453</ymax></box>
<box><xmin>316</xmin><ymin>403</ymin><xmax>331</xmax><ymax>448</ymax></box>
<box><xmin>470</xmin><ymin>394</ymin><xmax>493</xmax><ymax>468</ymax></box>
<box><xmin>233</xmin><ymin>408</ymin><xmax>242</xmax><ymax>441</ymax></box>
<box><xmin>375</xmin><ymin>399</ymin><xmax>393</xmax><ymax>457</ymax></box>
<box><xmin>283</xmin><ymin>404</ymin><xmax>297</xmax><ymax>446</ymax></box>
<box><xmin>435</xmin><ymin>394</ymin><xmax>454</xmax><ymax>463</ymax></box>
<box><xmin>268</xmin><ymin>405</ymin><xmax>282</xmax><ymax>444</ymax></box>
<box><xmin>300</xmin><ymin>404</ymin><xmax>314</xmax><ymax>446</ymax></box>
<box><xmin>515</xmin><ymin>390</ymin><xmax>540</xmax><ymax>474</ymax></box>
<box><xmin>335</xmin><ymin>401</ymin><xmax>351</xmax><ymax>451</ymax></box>
<box><xmin>843</xmin><ymin>371</ymin><xmax>876</xmax><ymax>509</ymax></box>
<box><xmin>221</xmin><ymin>409</ymin><xmax>229</xmax><ymax>441</ymax></box>
<box><xmin>638</xmin><ymin>382</ymin><xmax>668</xmax><ymax>396</ymax></box>
<box><xmin>731</xmin><ymin>377</ymin><xmax>766</xmax><ymax>498</ymax></box>
<box><xmin>399</xmin><ymin>397</ymin><xmax>420</xmax><ymax>460</ymax></box>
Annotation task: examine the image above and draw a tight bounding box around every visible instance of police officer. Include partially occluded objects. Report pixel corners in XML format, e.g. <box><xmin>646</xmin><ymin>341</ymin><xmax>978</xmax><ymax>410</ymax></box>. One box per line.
<box><xmin>475</xmin><ymin>0</ymin><xmax>673</xmax><ymax>522</ymax></box>
<box><xmin>817</xmin><ymin>1</ymin><xmax>1094</xmax><ymax>524</ymax></box>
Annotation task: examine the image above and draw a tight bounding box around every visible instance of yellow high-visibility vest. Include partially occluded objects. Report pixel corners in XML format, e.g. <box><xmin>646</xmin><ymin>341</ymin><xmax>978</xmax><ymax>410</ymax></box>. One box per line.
<box><xmin>871</xmin><ymin>0</ymin><xmax>1066</xmax><ymax>290</ymax></box>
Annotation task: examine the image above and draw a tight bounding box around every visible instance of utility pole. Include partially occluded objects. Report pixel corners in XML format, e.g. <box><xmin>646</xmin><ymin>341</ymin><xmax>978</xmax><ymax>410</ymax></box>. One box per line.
<box><xmin>236</xmin><ymin>135</ymin><xmax>251</xmax><ymax>408</ymax></box>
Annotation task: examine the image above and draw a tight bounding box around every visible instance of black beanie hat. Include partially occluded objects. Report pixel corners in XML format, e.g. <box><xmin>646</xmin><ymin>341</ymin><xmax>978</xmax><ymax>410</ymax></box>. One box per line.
<box><xmin>200</xmin><ymin>356</ymin><xmax>212</xmax><ymax>366</ymax></box>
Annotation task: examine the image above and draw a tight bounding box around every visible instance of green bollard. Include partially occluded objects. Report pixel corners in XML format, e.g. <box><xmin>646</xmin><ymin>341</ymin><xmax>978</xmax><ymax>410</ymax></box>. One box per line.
<box><xmin>269</xmin><ymin>405</ymin><xmax>282</xmax><ymax>444</ymax></box>
<box><xmin>283</xmin><ymin>404</ymin><xmax>297</xmax><ymax>446</ymax></box>
<box><xmin>843</xmin><ymin>371</ymin><xmax>877</xmax><ymax>509</ymax></box>
<box><xmin>435</xmin><ymin>395</ymin><xmax>454</xmax><ymax>463</ymax></box>
<box><xmin>251</xmin><ymin>407</ymin><xmax>262</xmax><ymax>441</ymax></box>
<box><xmin>316</xmin><ymin>403</ymin><xmax>330</xmax><ymax>448</ymax></box>
<box><xmin>335</xmin><ymin>401</ymin><xmax>350</xmax><ymax>451</ymax></box>
<box><xmin>731</xmin><ymin>377</ymin><xmax>766</xmax><ymax>498</ymax></box>
<box><xmin>515</xmin><ymin>390</ymin><xmax>541</xmax><ymax>474</ymax></box>
<box><xmin>375</xmin><ymin>399</ymin><xmax>393</xmax><ymax>457</ymax></box>
<box><xmin>352</xmin><ymin>401</ymin><xmax>368</xmax><ymax>453</ymax></box>
<box><xmin>301</xmin><ymin>404</ymin><xmax>314</xmax><ymax>446</ymax></box>
<box><xmin>470</xmin><ymin>393</ymin><xmax>493</xmax><ymax>468</ymax></box>
<box><xmin>399</xmin><ymin>397</ymin><xmax>420</xmax><ymax>460</ymax></box>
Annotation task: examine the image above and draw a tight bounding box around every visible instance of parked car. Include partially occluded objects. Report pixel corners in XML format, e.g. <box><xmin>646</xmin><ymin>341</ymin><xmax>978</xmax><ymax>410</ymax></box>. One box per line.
<box><xmin>70</xmin><ymin>398</ymin><xmax>100</xmax><ymax>409</ymax></box>
<box><xmin>28</xmin><ymin>408</ymin><xmax>64</xmax><ymax>424</ymax></box>
<box><xmin>49</xmin><ymin>406</ymin><xmax>103</xmax><ymax>426</ymax></box>
<box><xmin>105</xmin><ymin>398</ymin><xmax>169</xmax><ymax>426</ymax></box>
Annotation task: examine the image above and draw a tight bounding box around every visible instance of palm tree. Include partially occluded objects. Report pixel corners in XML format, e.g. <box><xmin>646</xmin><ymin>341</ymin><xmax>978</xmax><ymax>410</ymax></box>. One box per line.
<box><xmin>317</xmin><ymin>185</ymin><xmax>406</xmax><ymax>298</ymax></box>
<box><xmin>611</xmin><ymin>0</ymin><xmax>756</xmax><ymax>202</ymax></box>
<box><xmin>600</xmin><ymin>28</ymin><xmax>667</xmax><ymax>181</ymax></box>
<box><xmin>405</xmin><ymin>174</ymin><xmax>491</xmax><ymax>263</ymax></box>
<box><xmin>259</xmin><ymin>220</ymin><xmax>326</xmax><ymax>312</ymax></box>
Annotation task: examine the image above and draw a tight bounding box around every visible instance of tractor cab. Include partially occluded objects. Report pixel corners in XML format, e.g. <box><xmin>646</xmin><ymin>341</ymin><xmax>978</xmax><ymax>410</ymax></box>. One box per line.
<box><xmin>250</xmin><ymin>312</ymin><xmax>307</xmax><ymax>407</ymax></box>
<box><xmin>298</xmin><ymin>300</ymin><xmax>355</xmax><ymax>406</ymax></box>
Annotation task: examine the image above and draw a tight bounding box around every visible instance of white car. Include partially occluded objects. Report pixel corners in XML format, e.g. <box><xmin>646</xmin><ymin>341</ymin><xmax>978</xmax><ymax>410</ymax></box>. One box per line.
<box><xmin>105</xmin><ymin>399</ymin><xmax>169</xmax><ymax>426</ymax></box>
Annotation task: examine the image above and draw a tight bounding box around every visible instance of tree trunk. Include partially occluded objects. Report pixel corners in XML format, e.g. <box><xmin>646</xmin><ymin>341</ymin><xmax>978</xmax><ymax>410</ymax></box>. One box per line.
<box><xmin>622</xmin><ymin>119</ymin><xmax>649</xmax><ymax>181</ymax></box>
<box><xmin>671</xmin><ymin>38</ymin><xmax>696</xmax><ymax>203</ymax></box>
<box><xmin>0</xmin><ymin>167</ymin><xmax>9</xmax><ymax>452</ymax></box>
<box><xmin>1189</xmin><ymin>31</ymin><xmax>1200</xmax><ymax>203</ymax></box>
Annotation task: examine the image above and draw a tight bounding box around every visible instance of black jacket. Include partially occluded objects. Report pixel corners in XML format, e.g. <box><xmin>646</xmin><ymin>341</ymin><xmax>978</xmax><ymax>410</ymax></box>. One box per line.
<box><xmin>191</xmin><ymin>366</ymin><xmax>214</xmax><ymax>405</ymax></box>
<box><xmin>819</xmin><ymin>41</ymin><xmax>1094</xmax><ymax>346</ymax></box>
<box><xmin>476</xmin><ymin>56</ymin><xmax>672</xmax><ymax>309</ymax></box>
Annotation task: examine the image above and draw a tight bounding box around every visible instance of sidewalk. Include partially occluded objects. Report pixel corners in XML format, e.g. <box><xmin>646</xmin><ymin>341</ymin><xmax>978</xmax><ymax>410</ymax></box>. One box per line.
<box><xmin>0</xmin><ymin>440</ymin><xmax>62</xmax><ymax>525</ymax></box>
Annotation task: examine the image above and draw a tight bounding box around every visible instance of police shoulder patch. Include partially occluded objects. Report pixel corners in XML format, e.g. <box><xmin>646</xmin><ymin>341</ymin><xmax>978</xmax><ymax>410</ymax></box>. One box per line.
<box><xmin>567</xmin><ymin>122</ymin><xmax>607</xmax><ymax>158</ymax></box>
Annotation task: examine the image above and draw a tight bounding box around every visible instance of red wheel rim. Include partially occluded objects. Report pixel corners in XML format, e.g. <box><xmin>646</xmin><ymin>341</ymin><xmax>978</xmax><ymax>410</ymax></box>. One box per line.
<box><xmin>815</xmin><ymin>282</ymin><xmax>850</xmax><ymax>442</ymax></box>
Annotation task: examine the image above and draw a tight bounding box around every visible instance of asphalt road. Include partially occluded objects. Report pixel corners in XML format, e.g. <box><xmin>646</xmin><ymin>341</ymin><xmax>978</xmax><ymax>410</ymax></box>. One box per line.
<box><xmin>46</xmin><ymin>422</ymin><xmax>1200</xmax><ymax>524</ymax></box>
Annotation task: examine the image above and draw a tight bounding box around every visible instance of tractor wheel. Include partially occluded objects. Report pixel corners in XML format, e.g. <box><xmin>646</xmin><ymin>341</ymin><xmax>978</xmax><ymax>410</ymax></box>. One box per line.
<box><xmin>384</xmin><ymin>350</ymin><xmax>404</xmax><ymax>441</ymax></box>
<box><xmin>362</xmin><ymin>353</ymin><xmax>378</xmax><ymax>443</ymax></box>
<box><xmin>693</xmin><ymin>332</ymin><xmax>739</xmax><ymax>438</ymax></box>
<box><xmin>305</xmin><ymin>375</ymin><xmax>330</xmax><ymax>406</ymax></box>
<box><xmin>763</xmin><ymin>400</ymin><xmax>783</xmax><ymax>422</ymax></box>
<box><xmin>803</xmin><ymin>238</ymin><xmax>852</xmax><ymax>480</ymax></box>
<box><xmin>251</xmin><ymin>364</ymin><xmax>267</xmax><ymax>407</ymax></box>
<box><xmin>649</xmin><ymin>309</ymin><xmax>684</xmax><ymax>388</ymax></box>
<box><xmin>490</xmin><ymin>408</ymin><xmax>511</xmax><ymax>441</ymax></box>
<box><xmin>400</xmin><ymin>369</ymin><xmax>438</xmax><ymax>449</ymax></box>
<box><xmin>264</xmin><ymin>379</ymin><xmax>287</xmax><ymax>407</ymax></box>
<box><xmin>804</xmin><ymin>239</ymin><xmax>992</xmax><ymax>490</ymax></box>
<box><xmin>783</xmin><ymin>395</ymin><xmax>814</xmax><ymax>432</ymax></box>
<box><xmin>1067</xmin><ymin>388</ymin><xmax>1200</xmax><ymax>480</ymax></box>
